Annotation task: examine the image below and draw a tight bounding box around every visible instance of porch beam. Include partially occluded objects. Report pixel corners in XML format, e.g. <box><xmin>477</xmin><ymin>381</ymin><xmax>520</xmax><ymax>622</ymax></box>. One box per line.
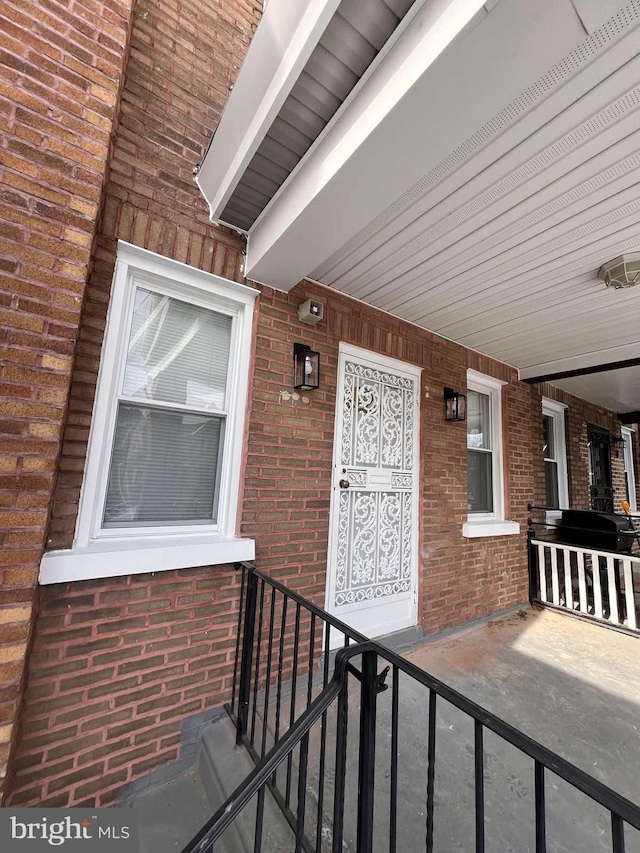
<box><xmin>618</xmin><ymin>411</ymin><xmax>640</xmax><ymax>425</ymax></box>
<box><xmin>521</xmin><ymin>356</ymin><xmax>640</xmax><ymax>384</ymax></box>
<box><xmin>519</xmin><ymin>342</ymin><xmax>640</xmax><ymax>383</ymax></box>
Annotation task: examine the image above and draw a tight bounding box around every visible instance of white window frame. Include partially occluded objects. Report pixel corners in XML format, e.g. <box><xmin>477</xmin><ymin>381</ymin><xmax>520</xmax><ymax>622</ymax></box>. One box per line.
<box><xmin>622</xmin><ymin>426</ymin><xmax>637</xmax><ymax>512</ymax></box>
<box><xmin>463</xmin><ymin>369</ymin><xmax>519</xmax><ymax>538</ymax></box>
<box><xmin>40</xmin><ymin>242</ymin><xmax>257</xmax><ymax>584</ymax></box>
<box><xmin>541</xmin><ymin>398</ymin><xmax>569</xmax><ymax>522</ymax></box>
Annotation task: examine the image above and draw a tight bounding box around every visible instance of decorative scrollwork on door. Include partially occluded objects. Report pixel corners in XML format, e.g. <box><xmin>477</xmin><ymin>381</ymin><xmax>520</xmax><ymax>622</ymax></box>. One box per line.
<box><xmin>335</xmin><ymin>490</ymin><xmax>411</xmax><ymax>606</ymax></box>
<box><xmin>342</xmin><ymin>361</ymin><xmax>414</xmax><ymax>470</ymax></box>
<box><xmin>334</xmin><ymin>358</ymin><xmax>415</xmax><ymax>609</ymax></box>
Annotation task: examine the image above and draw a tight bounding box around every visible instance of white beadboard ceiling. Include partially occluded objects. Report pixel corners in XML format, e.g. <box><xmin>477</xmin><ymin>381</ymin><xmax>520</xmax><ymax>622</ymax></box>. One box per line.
<box><xmin>199</xmin><ymin>0</ymin><xmax>640</xmax><ymax>409</ymax></box>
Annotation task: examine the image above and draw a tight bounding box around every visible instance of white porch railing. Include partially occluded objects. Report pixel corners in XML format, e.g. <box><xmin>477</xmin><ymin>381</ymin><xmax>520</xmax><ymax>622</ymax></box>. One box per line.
<box><xmin>530</xmin><ymin>538</ymin><xmax>640</xmax><ymax>632</ymax></box>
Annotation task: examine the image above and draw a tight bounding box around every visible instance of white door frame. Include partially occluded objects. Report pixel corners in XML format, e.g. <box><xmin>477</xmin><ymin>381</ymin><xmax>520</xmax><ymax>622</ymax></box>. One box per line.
<box><xmin>325</xmin><ymin>342</ymin><xmax>421</xmax><ymax>638</ymax></box>
<box><xmin>622</xmin><ymin>426</ymin><xmax>637</xmax><ymax>512</ymax></box>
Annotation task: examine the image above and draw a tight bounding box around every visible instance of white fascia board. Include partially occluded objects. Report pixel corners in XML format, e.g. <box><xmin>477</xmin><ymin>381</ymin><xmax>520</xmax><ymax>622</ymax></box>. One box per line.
<box><xmin>196</xmin><ymin>0</ymin><xmax>342</xmax><ymax>221</ymax></box>
<box><xmin>519</xmin><ymin>342</ymin><xmax>640</xmax><ymax>381</ymax></box>
<box><xmin>245</xmin><ymin>0</ymin><xmax>586</xmax><ymax>291</ymax></box>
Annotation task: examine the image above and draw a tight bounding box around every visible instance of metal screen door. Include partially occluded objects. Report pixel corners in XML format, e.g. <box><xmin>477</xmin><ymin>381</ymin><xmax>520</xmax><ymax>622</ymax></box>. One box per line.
<box><xmin>325</xmin><ymin>343</ymin><xmax>420</xmax><ymax>639</ymax></box>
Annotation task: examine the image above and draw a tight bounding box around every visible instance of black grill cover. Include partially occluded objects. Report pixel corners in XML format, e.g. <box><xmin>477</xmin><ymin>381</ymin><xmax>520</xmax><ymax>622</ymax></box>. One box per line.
<box><xmin>558</xmin><ymin>510</ymin><xmax>634</xmax><ymax>554</ymax></box>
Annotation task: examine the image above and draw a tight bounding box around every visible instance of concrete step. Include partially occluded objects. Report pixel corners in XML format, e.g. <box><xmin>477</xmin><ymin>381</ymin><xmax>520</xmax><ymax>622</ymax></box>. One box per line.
<box><xmin>129</xmin><ymin>767</ymin><xmax>214</xmax><ymax>853</ymax></box>
<box><xmin>198</xmin><ymin>714</ymin><xmax>294</xmax><ymax>853</ymax></box>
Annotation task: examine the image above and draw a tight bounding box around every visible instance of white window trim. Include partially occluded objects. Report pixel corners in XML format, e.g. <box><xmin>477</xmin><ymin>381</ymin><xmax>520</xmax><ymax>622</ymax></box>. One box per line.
<box><xmin>463</xmin><ymin>369</ymin><xmax>519</xmax><ymax>539</ymax></box>
<box><xmin>622</xmin><ymin>426</ymin><xmax>637</xmax><ymax>512</ymax></box>
<box><xmin>40</xmin><ymin>242</ymin><xmax>257</xmax><ymax>584</ymax></box>
<box><xmin>542</xmin><ymin>398</ymin><xmax>569</xmax><ymax>523</ymax></box>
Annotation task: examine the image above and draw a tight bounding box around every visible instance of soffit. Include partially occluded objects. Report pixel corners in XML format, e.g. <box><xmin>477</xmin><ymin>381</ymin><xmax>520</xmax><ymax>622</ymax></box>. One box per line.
<box><xmin>218</xmin><ymin>0</ymin><xmax>415</xmax><ymax>231</ymax></box>
<box><xmin>303</xmin><ymin>0</ymin><xmax>640</xmax><ymax>377</ymax></box>
<box><xmin>552</xmin><ymin>366</ymin><xmax>640</xmax><ymax>413</ymax></box>
<box><xmin>198</xmin><ymin>0</ymin><xmax>640</xmax><ymax>402</ymax></box>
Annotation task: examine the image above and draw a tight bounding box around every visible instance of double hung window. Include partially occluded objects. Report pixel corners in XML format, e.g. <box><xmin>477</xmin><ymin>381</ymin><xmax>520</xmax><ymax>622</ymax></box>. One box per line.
<box><xmin>40</xmin><ymin>242</ymin><xmax>257</xmax><ymax>583</ymax></box>
<box><xmin>467</xmin><ymin>389</ymin><xmax>494</xmax><ymax>514</ymax></box>
<box><xmin>541</xmin><ymin>399</ymin><xmax>568</xmax><ymax>515</ymax></box>
<box><xmin>104</xmin><ymin>289</ymin><xmax>231</xmax><ymax>529</ymax></box>
<box><xmin>463</xmin><ymin>370</ymin><xmax>519</xmax><ymax>538</ymax></box>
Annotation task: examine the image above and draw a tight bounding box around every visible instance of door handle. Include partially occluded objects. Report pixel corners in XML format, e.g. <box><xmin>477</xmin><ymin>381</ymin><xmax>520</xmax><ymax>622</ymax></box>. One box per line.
<box><xmin>339</xmin><ymin>479</ymin><xmax>350</xmax><ymax>489</ymax></box>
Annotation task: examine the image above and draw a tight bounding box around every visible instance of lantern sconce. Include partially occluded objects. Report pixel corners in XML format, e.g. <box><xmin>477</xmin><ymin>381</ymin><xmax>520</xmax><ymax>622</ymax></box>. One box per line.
<box><xmin>444</xmin><ymin>387</ymin><xmax>466</xmax><ymax>422</ymax></box>
<box><xmin>293</xmin><ymin>343</ymin><xmax>320</xmax><ymax>391</ymax></box>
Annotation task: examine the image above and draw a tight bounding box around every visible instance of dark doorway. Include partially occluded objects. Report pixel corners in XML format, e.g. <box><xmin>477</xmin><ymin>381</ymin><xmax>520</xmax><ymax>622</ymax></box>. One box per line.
<box><xmin>587</xmin><ymin>425</ymin><xmax>614</xmax><ymax>512</ymax></box>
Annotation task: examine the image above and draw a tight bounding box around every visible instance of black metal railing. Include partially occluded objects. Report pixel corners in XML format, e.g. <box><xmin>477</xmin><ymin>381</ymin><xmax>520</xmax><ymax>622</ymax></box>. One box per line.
<box><xmin>182</xmin><ymin>563</ymin><xmax>640</xmax><ymax>853</ymax></box>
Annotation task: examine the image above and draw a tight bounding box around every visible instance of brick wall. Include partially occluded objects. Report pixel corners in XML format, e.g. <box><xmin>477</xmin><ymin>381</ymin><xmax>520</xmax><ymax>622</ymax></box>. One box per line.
<box><xmin>242</xmin><ymin>282</ymin><xmax>538</xmax><ymax>636</ymax></box>
<box><xmin>7</xmin><ymin>566</ymin><xmax>240</xmax><ymax>806</ymax></box>
<box><xmin>10</xmin><ymin>281</ymin><xmax>634</xmax><ymax>806</ymax></box>
<box><xmin>536</xmin><ymin>383</ymin><xmax>627</xmax><ymax>511</ymax></box>
<box><xmin>9</xmin><ymin>273</ymin><xmax>542</xmax><ymax>806</ymax></box>
<box><xmin>47</xmin><ymin>0</ymin><xmax>258</xmax><ymax>549</ymax></box>
<box><xmin>5</xmin><ymin>0</ymin><xmax>636</xmax><ymax>811</ymax></box>
<box><xmin>5</xmin><ymin>0</ymin><xmax>261</xmax><ymax>807</ymax></box>
<box><xmin>0</xmin><ymin>0</ymin><xmax>135</xmax><ymax>799</ymax></box>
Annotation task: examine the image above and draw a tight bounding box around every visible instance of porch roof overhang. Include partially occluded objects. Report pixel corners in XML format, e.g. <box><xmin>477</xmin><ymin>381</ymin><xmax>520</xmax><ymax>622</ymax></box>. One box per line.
<box><xmin>197</xmin><ymin>0</ymin><xmax>640</xmax><ymax>411</ymax></box>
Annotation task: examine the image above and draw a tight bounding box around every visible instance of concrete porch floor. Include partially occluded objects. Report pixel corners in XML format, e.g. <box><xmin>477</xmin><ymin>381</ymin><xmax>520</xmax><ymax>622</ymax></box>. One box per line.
<box><xmin>404</xmin><ymin>606</ymin><xmax>640</xmax><ymax>805</ymax></box>
<box><xmin>392</xmin><ymin>605</ymin><xmax>640</xmax><ymax>852</ymax></box>
<box><xmin>127</xmin><ymin>606</ymin><xmax>640</xmax><ymax>853</ymax></box>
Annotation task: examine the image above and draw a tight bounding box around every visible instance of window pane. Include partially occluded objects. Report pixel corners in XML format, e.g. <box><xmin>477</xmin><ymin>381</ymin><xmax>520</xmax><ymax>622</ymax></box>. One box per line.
<box><xmin>123</xmin><ymin>288</ymin><xmax>232</xmax><ymax>410</ymax></box>
<box><xmin>468</xmin><ymin>450</ymin><xmax>493</xmax><ymax>513</ymax></box>
<box><xmin>542</xmin><ymin>414</ymin><xmax>555</xmax><ymax>460</ymax></box>
<box><xmin>103</xmin><ymin>403</ymin><xmax>224</xmax><ymax>527</ymax></box>
<box><xmin>545</xmin><ymin>460</ymin><xmax>559</xmax><ymax>508</ymax></box>
<box><xmin>467</xmin><ymin>390</ymin><xmax>490</xmax><ymax>450</ymax></box>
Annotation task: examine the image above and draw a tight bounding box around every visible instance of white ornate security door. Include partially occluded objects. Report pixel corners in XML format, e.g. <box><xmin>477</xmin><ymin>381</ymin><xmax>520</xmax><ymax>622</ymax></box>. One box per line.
<box><xmin>326</xmin><ymin>343</ymin><xmax>420</xmax><ymax>638</ymax></box>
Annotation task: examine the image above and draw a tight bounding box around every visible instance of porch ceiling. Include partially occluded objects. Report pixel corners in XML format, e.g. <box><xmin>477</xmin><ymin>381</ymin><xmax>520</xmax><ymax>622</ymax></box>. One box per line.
<box><xmin>198</xmin><ymin>0</ymin><xmax>640</xmax><ymax>396</ymax></box>
<box><xmin>552</xmin><ymin>365</ymin><xmax>640</xmax><ymax>415</ymax></box>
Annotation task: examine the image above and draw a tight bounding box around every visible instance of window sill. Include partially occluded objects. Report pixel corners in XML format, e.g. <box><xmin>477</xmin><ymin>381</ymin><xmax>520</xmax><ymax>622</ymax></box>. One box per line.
<box><xmin>462</xmin><ymin>520</ymin><xmax>520</xmax><ymax>538</ymax></box>
<box><xmin>39</xmin><ymin>535</ymin><xmax>255</xmax><ymax>585</ymax></box>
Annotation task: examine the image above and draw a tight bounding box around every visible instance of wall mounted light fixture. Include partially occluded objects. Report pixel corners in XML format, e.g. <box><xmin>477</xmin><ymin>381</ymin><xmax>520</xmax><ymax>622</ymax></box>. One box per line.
<box><xmin>444</xmin><ymin>387</ymin><xmax>466</xmax><ymax>421</ymax></box>
<box><xmin>293</xmin><ymin>343</ymin><xmax>320</xmax><ymax>391</ymax></box>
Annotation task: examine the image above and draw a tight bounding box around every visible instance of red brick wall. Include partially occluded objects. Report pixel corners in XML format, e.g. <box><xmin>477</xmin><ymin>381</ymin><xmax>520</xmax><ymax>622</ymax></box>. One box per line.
<box><xmin>5</xmin><ymin>0</ymin><xmax>261</xmax><ymax>807</ymax></box>
<box><xmin>7</xmin><ymin>566</ymin><xmax>241</xmax><ymax>806</ymax></box>
<box><xmin>243</xmin><ymin>282</ymin><xmax>538</xmax><ymax>636</ymax></box>
<box><xmin>47</xmin><ymin>0</ymin><xmax>258</xmax><ymax>549</ymax></box>
<box><xmin>9</xmin><ymin>275</ymin><xmax>542</xmax><ymax>806</ymax></box>
<box><xmin>536</xmin><ymin>383</ymin><xmax>627</xmax><ymax>511</ymax></box>
<box><xmin>5</xmin><ymin>0</ymin><xmax>635</xmax><ymax>812</ymax></box>
<box><xmin>0</xmin><ymin>0</ymin><xmax>135</xmax><ymax>799</ymax></box>
<box><xmin>10</xmin><ymin>282</ymin><xmax>633</xmax><ymax>807</ymax></box>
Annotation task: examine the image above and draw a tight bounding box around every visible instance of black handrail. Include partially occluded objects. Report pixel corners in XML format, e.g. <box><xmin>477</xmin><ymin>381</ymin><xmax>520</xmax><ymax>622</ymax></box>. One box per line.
<box><xmin>182</xmin><ymin>564</ymin><xmax>640</xmax><ymax>853</ymax></box>
<box><xmin>235</xmin><ymin>560</ymin><xmax>368</xmax><ymax>644</ymax></box>
<box><xmin>182</xmin><ymin>643</ymin><xmax>357</xmax><ymax>853</ymax></box>
<box><xmin>234</xmin><ymin>562</ymin><xmax>638</xmax><ymax>814</ymax></box>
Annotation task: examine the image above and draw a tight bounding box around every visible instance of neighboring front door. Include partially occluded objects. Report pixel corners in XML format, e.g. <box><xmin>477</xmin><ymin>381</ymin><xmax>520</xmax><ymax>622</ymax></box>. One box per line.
<box><xmin>325</xmin><ymin>343</ymin><xmax>421</xmax><ymax>639</ymax></box>
<box><xmin>587</xmin><ymin>425</ymin><xmax>614</xmax><ymax>512</ymax></box>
